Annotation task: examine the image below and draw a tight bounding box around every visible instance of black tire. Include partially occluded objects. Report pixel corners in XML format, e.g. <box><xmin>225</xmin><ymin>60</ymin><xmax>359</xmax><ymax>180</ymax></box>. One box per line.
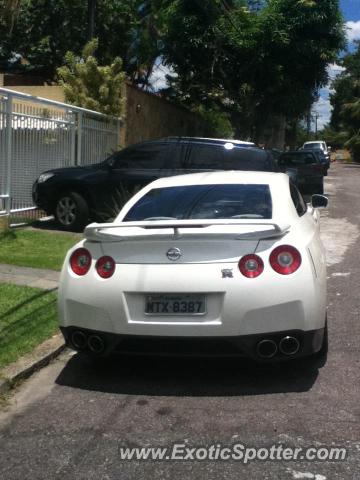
<box><xmin>55</xmin><ymin>191</ymin><xmax>89</xmax><ymax>232</ymax></box>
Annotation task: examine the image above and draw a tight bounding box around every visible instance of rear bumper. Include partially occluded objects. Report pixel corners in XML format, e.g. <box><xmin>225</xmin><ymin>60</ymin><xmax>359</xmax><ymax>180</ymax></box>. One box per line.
<box><xmin>60</xmin><ymin>326</ymin><xmax>325</xmax><ymax>361</ymax></box>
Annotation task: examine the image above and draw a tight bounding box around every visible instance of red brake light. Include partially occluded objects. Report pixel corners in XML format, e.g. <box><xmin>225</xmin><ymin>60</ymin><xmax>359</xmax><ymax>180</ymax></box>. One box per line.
<box><xmin>96</xmin><ymin>256</ymin><xmax>115</xmax><ymax>278</ymax></box>
<box><xmin>70</xmin><ymin>248</ymin><xmax>92</xmax><ymax>276</ymax></box>
<box><xmin>239</xmin><ymin>254</ymin><xmax>264</xmax><ymax>278</ymax></box>
<box><xmin>270</xmin><ymin>245</ymin><xmax>301</xmax><ymax>275</ymax></box>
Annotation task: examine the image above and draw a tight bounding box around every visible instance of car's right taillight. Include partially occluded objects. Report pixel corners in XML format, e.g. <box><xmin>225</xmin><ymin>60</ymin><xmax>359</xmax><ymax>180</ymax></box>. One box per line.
<box><xmin>70</xmin><ymin>248</ymin><xmax>92</xmax><ymax>276</ymax></box>
<box><xmin>269</xmin><ymin>245</ymin><xmax>301</xmax><ymax>275</ymax></box>
<box><xmin>96</xmin><ymin>256</ymin><xmax>115</xmax><ymax>278</ymax></box>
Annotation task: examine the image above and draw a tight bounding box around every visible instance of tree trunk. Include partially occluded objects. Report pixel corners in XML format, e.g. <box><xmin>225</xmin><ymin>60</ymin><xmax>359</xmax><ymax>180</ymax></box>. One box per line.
<box><xmin>267</xmin><ymin>115</ymin><xmax>286</xmax><ymax>149</ymax></box>
<box><xmin>88</xmin><ymin>0</ymin><xmax>96</xmax><ymax>41</ymax></box>
<box><xmin>4</xmin><ymin>0</ymin><xmax>21</xmax><ymax>34</ymax></box>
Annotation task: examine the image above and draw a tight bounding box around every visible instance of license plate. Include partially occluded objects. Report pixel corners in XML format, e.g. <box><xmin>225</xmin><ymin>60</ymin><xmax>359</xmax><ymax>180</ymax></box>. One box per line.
<box><xmin>145</xmin><ymin>294</ymin><xmax>206</xmax><ymax>316</ymax></box>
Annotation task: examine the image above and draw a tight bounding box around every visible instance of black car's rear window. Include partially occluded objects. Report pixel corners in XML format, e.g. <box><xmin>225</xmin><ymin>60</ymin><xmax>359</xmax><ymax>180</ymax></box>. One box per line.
<box><xmin>123</xmin><ymin>184</ymin><xmax>272</xmax><ymax>221</ymax></box>
<box><xmin>188</xmin><ymin>145</ymin><xmax>275</xmax><ymax>171</ymax></box>
<box><xmin>223</xmin><ymin>148</ymin><xmax>275</xmax><ymax>171</ymax></box>
<box><xmin>279</xmin><ymin>152</ymin><xmax>318</xmax><ymax>166</ymax></box>
<box><xmin>303</xmin><ymin>143</ymin><xmax>323</xmax><ymax>150</ymax></box>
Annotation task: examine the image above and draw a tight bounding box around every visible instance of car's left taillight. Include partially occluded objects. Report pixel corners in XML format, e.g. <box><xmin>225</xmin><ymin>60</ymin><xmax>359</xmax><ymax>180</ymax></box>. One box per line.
<box><xmin>70</xmin><ymin>248</ymin><xmax>92</xmax><ymax>276</ymax></box>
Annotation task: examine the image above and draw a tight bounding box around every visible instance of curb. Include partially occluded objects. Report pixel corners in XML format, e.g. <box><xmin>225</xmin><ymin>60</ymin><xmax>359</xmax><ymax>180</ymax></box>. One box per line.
<box><xmin>0</xmin><ymin>333</ymin><xmax>66</xmax><ymax>394</ymax></box>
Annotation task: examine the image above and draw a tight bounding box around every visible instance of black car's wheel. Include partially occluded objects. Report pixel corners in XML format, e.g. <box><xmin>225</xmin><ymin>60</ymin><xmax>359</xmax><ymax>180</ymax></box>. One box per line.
<box><xmin>55</xmin><ymin>192</ymin><xmax>89</xmax><ymax>232</ymax></box>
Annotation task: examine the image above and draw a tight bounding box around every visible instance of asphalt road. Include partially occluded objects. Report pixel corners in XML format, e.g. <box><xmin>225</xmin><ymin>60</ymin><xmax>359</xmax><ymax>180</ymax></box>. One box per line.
<box><xmin>0</xmin><ymin>163</ymin><xmax>359</xmax><ymax>480</ymax></box>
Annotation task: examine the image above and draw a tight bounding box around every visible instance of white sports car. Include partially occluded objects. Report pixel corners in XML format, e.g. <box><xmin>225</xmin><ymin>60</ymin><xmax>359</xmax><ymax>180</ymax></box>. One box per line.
<box><xmin>58</xmin><ymin>171</ymin><xmax>328</xmax><ymax>361</ymax></box>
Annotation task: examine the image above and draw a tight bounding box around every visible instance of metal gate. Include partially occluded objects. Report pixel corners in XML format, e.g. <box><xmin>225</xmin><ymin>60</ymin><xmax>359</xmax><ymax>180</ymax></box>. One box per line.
<box><xmin>0</xmin><ymin>87</ymin><xmax>121</xmax><ymax>218</ymax></box>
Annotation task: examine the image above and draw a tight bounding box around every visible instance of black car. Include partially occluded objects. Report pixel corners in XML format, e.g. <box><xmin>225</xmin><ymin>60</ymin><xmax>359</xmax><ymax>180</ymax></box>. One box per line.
<box><xmin>32</xmin><ymin>136</ymin><xmax>277</xmax><ymax>231</ymax></box>
<box><xmin>277</xmin><ymin>150</ymin><xmax>326</xmax><ymax>194</ymax></box>
<box><xmin>312</xmin><ymin>148</ymin><xmax>330</xmax><ymax>174</ymax></box>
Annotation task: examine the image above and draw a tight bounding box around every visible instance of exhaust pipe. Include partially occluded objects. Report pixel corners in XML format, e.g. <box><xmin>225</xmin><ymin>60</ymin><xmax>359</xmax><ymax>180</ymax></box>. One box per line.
<box><xmin>256</xmin><ymin>339</ymin><xmax>278</xmax><ymax>359</ymax></box>
<box><xmin>71</xmin><ymin>330</ymin><xmax>87</xmax><ymax>350</ymax></box>
<box><xmin>279</xmin><ymin>336</ymin><xmax>300</xmax><ymax>356</ymax></box>
<box><xmin>88</xmin><ymin>335</ymin><xmax>105</xmax><ymax>354</ymax></box>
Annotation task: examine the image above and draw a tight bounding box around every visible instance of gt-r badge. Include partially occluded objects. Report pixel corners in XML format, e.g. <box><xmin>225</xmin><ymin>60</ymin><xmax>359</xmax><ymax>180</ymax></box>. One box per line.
<box><xmin>222</xmin><ymin>269</ymin><xmax>233</xmax><ymax>278</ymax></box>
<box><xmin>166</xmin><ymin>247</ymin><xmax>182</xmax><ymax>261</ymax></box>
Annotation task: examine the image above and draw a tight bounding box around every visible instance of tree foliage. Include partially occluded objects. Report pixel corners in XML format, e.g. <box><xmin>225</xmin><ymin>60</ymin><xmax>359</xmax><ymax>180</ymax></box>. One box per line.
<box><xmin>195</xmin><ymin>105</ymin><xmax>235</xmax><ymax>139</ymax></box>
<box><xmin>157</xmin><ymin>0</ymin><xmax>345</xmax><ymax>142</ymax></box>
<box><xmin>0</xmin><ymin>1</ymin><xmax>148</xmax><ymax>81</ymax></box>
<box><xmin>0</xmin><ymin>0</ymin><xmax>21</xmax><ymax>34</ymax></box>
<box><xmin>0</xmin><ymin>0</ymin><xmax>346</xmax><ymax>144</ymax></box>
<box><xmin>330</xmin><ymin>41</ymin><xmax>360</xmax><ymax>160</ymax></box>
<box><xmin>0</xmin><ymin>1</ymin><xmax>87</xmax><ymax>78</ymax></box>
<box><xmin>57</xmin><ymin>39</ymin><xmax>125</xmax><ymax>116</ymax></box>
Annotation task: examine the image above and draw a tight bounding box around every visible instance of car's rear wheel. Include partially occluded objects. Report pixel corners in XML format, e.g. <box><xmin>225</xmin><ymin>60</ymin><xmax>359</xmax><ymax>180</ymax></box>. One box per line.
<box><xmin>55</xmin><ymin>192</ymin><xmax>89</xmax><ymax>232</ymax></box>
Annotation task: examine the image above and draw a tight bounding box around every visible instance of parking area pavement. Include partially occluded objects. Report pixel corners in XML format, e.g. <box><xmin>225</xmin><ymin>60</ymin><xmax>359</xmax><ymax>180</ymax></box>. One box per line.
<box><xmin>0</xmin><ymin>162</ymin><xmax>359</xmax><ymax>480</ymax></box>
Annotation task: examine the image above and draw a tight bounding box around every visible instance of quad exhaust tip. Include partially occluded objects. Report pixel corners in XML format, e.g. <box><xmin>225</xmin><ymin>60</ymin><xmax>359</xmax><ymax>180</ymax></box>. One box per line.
<box><xmin>87</xmin><ymin>335</ymin><xmax>105</xmax><ymax>354</ymax></box>
<box><xmin>71</xmin><ymin>330</ymin><xmax>87</xmax><ymax>350</ymax></box>
<box><xmin>279</xmin><ymin>336</ymin><xmax>300</xmax><ymax>356</ymax></box>
<box><xmin>70</xmin><ymin>330</ymin><xmax>106</xmax><ymax>354</ymax></box>
<box><xmin>256</xmin><ymin>339</ymin><xmax>278</xmax><ymax>359</ymax></box>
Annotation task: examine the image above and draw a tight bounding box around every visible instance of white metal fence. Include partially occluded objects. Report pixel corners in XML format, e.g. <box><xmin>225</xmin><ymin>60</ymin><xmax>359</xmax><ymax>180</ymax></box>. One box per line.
<box><xmin>0</xmin><ymin>87</ymin><xmax>121</xmax><ymax>217</ymax></box>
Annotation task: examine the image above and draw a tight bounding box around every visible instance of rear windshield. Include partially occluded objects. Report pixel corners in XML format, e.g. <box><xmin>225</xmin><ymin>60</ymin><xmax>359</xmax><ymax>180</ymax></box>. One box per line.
<box><xmin>303</xmin><ymin>143</ymin><xmax>323</xmax><ymax>150</ymax></box>
<box><xmin>123</xmin><ymin>184</ymin><xmax>272</xmax><ymax>221</ymax></box>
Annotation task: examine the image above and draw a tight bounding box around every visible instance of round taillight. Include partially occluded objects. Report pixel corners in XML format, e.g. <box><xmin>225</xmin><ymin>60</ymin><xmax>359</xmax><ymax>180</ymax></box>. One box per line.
<box><xmin>70</xmin><ymin>248</ymin><xmax>92</xmax><ymax>276</ymax></box>
<box><xmin>239</xmin><ymin>254</ymin><xmax>264</xmax><ymax>278</ymax></box>
<box><xmin>270</xmin><ymin>245</ymin><xmax>301</xmax><ymax>275</ymax></box>
<box><xmin>96</xmin><ymin>256</ymin><xmax>115</xmax><ymax>278</ymax></box>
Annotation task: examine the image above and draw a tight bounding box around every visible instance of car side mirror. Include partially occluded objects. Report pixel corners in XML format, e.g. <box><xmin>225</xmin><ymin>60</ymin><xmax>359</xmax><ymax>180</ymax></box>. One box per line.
<box><xmin>327</xmin><ymin>146</ymin><xmax>332</xmax><ymax>152</ymax></box>
<box><xmin>311</xmin><ymin>194</ymin><xmax>328</xmax><ymax>208</ymax></box>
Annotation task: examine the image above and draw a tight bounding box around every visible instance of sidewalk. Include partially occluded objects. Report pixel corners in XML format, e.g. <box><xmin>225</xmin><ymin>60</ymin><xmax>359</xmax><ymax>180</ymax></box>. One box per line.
<box><xmin>0</xmin><ymin>263</ymin><xmax>64</xmax><ymax>393</ymax></box>
<box><xmin>0</xmin><ymin>263</ymin><xmax>59</xmax><ymax>290</ymax></box>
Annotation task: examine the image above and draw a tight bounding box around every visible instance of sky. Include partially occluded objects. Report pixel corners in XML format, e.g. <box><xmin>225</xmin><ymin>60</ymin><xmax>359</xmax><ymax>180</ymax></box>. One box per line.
<box><xmin>314</xmin><ymin>0</ymin><xmax>360</xmax><ymax>129</ymax></box>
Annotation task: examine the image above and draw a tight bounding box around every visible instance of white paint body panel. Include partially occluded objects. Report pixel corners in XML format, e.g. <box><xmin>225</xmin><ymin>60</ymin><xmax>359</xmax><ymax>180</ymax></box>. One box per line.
<box><xmin>58</xmin><ymin>171</ymin><xmax>327</xmax><ymax>338</ymax></box>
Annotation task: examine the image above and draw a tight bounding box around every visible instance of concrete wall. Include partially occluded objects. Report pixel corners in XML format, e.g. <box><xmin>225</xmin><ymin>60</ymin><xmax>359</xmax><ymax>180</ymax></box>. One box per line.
<box><xmin>124</xmin><ymin>83</ymin><xmax>207</xmax><ymax>146</ymax></box>
<box><xmin>4</xmin><ymin>85</ymin><xmax>65</xmax><ymax>103</ymax></box>
<box><xmin>2</xmin><ymin>81</ymin><xmax>208</xmax><ymax>147</ymax></box>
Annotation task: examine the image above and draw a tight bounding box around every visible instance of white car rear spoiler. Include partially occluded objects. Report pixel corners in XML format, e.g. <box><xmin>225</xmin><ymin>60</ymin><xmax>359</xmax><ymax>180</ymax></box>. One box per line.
<box><xmin>84</xmin><ymin>220</ymin><xmax>290</xmax><ymax>242</ymax></box>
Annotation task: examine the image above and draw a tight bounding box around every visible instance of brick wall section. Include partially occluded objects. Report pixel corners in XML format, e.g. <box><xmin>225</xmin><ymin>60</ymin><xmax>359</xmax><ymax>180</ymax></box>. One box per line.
<box><xmin>124</xmin><ymin>83</ymin><xmax>207</xmax><ymax>146</ymax></box>
<box><xmin>3</xmin><ymin>85</ymin><xmax>65</xmax><ymax>103</ymax></box>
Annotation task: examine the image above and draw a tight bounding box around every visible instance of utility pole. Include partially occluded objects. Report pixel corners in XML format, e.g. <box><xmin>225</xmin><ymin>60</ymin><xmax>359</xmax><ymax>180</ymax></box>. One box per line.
<box><xmin>306</xmin><ymin>110</ymin><xmax>311</xmax><ymax>136</ymax></box>
<box><xmin>313</xmin><ymin>112</ymin><xmax>320</xmax><ymax>138</ymax></box>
